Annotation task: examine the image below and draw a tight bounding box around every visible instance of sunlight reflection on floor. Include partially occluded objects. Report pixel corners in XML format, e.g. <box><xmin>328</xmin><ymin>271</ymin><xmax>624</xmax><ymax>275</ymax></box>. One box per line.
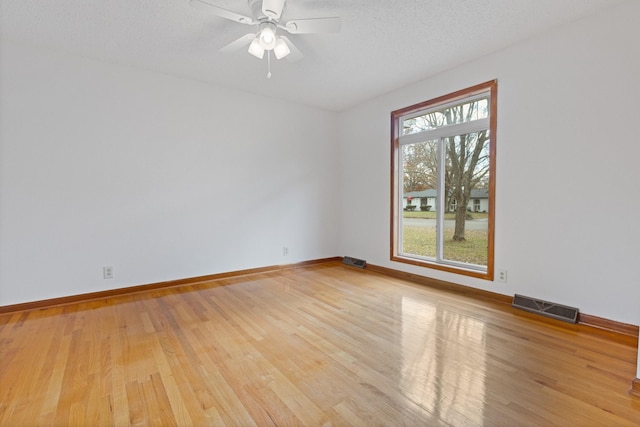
<box><xmin>401</xmin><ymin>296</ymin><xmax>487</xmax><ymax>425</ymax></box>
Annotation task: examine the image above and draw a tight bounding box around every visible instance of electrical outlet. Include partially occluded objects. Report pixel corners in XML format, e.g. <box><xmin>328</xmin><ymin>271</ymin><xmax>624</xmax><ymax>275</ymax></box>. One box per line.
<box><xmin>282</xmin><ymin>247</ymin><xmax>289</xmax><ymax>256</ymax></box>
<box><xmin>103</xmin><ymin>266</ymin><xmax>114</xmax><ymax>279</ymax></box>
<box><xmin>496</xmin><ymin>269</ymin><xmax>507</xmax><ymax>283</ymax></box>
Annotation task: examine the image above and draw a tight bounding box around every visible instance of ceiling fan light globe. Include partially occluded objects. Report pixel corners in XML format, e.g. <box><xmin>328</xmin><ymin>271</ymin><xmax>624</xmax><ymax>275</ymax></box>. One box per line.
<box><xmin>248</xmin><ymin>38</ymin><xmax>265</xmax><ymax>58</ymax></box>
<box><xmin>273</xmin><ymin>38</ymin><xmax>291</xmax><ymax>59</ymax></box>
<box><xmin>259</xmin><ymin>26</ymin><xmax>276</xmax><ymax>50</ymax></box>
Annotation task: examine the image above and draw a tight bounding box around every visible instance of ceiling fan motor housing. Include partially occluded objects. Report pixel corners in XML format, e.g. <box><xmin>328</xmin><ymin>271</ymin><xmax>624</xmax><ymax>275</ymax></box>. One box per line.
<box><xmin>249</xmin><ymin>0</ymin><xmax>282</xmax><ymax>21</ymax></box>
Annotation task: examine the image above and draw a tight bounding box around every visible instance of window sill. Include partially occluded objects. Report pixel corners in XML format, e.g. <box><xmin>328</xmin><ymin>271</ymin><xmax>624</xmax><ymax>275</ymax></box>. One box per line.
<box><xmin>390</xmin><ymin>254</ymin><xmax>492</xmax><ymax>281</ymax></box>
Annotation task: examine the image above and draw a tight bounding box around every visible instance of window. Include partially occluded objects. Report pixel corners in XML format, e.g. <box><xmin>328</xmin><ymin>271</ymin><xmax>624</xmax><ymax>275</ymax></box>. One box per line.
<box><xmin>390</xmin><ymin>80</ymin><xmax>497</xmax><ymax>280</ymax></box>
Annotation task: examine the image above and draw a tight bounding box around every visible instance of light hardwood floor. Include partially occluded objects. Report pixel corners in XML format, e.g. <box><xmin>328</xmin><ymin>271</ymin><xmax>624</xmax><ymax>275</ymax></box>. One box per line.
<box><xmin>1</xmin><ymin>262</ymin><xmax>639</xmax><ymax>426</ymax></box>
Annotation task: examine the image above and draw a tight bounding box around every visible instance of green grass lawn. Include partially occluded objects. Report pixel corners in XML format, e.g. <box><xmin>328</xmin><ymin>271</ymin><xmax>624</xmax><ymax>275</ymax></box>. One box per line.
<box><xmin>402</xmin><ymin>226</ymin><xmax>488</xmax><ymax>266</ymax></box>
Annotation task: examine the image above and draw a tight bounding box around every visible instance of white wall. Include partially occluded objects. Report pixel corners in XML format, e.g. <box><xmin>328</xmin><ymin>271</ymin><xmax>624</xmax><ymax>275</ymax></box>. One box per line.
<box><xmin>0</xmin><ymin>40</ymin><xmax>339</xmax><ymax>305</ymax></box>
<box><xmin>338</xmin><ymin>0</ymin><xmax>640</xmax><ymax>330</ymax></box>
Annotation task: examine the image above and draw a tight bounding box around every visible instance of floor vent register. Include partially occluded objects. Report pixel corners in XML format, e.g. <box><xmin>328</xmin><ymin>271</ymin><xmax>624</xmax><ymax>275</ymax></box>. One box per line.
<box><xmin>512</xmin><ymin>294</ymin><xmax>579</xmax><ymax>323</ymax></box>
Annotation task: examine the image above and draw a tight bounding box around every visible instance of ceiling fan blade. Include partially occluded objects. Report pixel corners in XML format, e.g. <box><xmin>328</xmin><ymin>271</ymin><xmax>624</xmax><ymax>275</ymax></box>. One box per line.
<box><xmin>262</xmin><ymin>0</ymin><xmax>286</xmax><ymax>20</ymax></box>
<box><xmin>284</xmin><ymin>17</ymin><xmax>341</xmax><ymax>34</ymax></box>
<box><xmin>190</xmin><ymin>0</ymin><xmax>255</xmax><ymax>25</ymax></box>
<box><xmin>279</xmin><ymin>36</ymin><xmax>303</xmax><ymax>62</ymax></box>
<box><xmin>219</xmin><ymin>33</ymin><xmax>257</xmax><ymax>53</ymax></box>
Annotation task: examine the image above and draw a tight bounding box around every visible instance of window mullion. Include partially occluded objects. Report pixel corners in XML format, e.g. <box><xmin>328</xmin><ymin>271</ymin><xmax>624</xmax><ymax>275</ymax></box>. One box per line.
<box><xmin>399</xmin><ymin>118</ymin><xmax>489</xmax><ymax>146</ymax></box>
<box><xmin>436</xmin><ymin>136</ymin><xmax>446</xmax><ymax>262</ymax></box>
<box><xmin>397</xmin><ymin>147</ymin><xmax>405</xmax><ymax>255</ymax></box>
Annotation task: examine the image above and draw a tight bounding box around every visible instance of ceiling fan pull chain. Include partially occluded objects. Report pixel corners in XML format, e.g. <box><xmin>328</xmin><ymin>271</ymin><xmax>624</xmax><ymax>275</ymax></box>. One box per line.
<box><xmin>267</xmin><ymin>50</ymin><xmax>272</xmax><ymax>79</ymax></box>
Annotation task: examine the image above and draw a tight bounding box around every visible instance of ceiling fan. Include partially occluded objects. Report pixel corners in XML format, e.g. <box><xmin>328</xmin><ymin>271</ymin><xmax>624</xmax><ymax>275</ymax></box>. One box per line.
<box><xmin>191</xmin><ymin>0</ymin><xmax>341</xmax><ymax>77</ymax></box>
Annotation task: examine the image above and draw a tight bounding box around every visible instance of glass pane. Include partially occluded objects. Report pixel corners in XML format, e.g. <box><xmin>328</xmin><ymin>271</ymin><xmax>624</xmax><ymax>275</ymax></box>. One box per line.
<box><xmin>442</xmin><ymin>131</ymin><xmax>490</xmax><ymax>267</ymax></box>
<box><xmin>401</xmin><ymin>140</ymin><xmax>438</xmax><ymax>258</ymax></box>
<box><xmin>402</xmin><ymin>97</ymin><xmax>489</xmax><ymax>136</ymax></box>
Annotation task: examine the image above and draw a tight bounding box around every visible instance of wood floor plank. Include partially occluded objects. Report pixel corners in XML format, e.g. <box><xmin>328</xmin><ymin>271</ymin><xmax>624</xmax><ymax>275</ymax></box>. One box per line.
<box><xmin>0</xmin><ymin>261</ymin><xmax>639</xmax><ymax>425</ymax></box>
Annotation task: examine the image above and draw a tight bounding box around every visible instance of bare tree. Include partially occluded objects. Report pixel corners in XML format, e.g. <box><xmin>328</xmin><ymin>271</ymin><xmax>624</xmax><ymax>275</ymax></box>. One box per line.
<box><xmin>446</xmin><ymin>131</ymin><xmax>490</xmax><ymax>241</ymax></box>
<box><xmin>402</xmin><ymin>141</ymin><xmax>438</xmax><ymax>192</ymax></box>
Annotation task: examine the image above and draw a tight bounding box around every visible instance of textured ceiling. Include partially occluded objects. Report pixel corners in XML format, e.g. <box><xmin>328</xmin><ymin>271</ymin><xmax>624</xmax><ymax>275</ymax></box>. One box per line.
<box><xmin>0</xmin><ymin>0</ymin><xmax>627</xmax><ymax>111</ymax></box>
